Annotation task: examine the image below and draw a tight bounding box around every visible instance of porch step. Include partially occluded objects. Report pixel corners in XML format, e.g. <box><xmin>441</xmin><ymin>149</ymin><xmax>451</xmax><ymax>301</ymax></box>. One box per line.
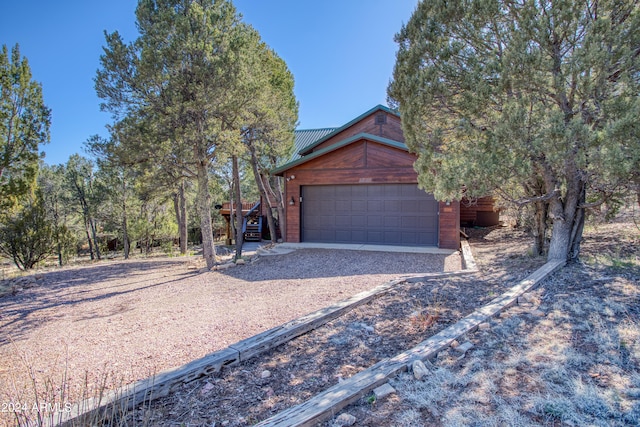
<box><xmin>243</xmin><ymin>217</ymin><xmax>263</xmax><ymax>242</ymax></box>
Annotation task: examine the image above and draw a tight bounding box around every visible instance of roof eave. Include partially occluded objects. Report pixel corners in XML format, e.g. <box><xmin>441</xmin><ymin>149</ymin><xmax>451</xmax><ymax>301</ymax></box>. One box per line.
<box><xmin>271</xmin><ymin>132</ymin><xmax>408</xmax><ymax>176</ymax></box>
<box><xmin>297</xmin><ymin>104</ymin><xmax>400</xmax><ymax>157</ymax></box>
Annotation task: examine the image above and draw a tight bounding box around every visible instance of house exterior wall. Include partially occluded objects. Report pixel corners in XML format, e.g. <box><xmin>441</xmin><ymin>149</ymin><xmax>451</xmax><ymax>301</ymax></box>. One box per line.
<box><xmin>306</xmin><ymin>111</ymin><xmax>404</xmax><ymax>154</ymax></box>
<box><xmin>439</xmin><ymin>201</ymin><xmax>461</xmax><ymax>249</ymax></box>
<box><xmin>282</xmin><ymin>138</ymin><xmax>461</xmax><ymax>249</ymax></box>
<box><xmin>460</xmin><ymin>197</ymin><xmax>499</xmax><ymax>226</ymax></box>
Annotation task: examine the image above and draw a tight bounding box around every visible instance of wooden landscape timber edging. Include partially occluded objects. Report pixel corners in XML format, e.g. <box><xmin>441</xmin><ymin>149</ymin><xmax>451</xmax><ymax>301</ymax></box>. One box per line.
<box><xmin>255</xmin><ymin>259</ymin><xmax>566</xmax><ymax>427</ymax></box>
<box><xmin>56</xmin><ymin>272</ymin><xmax>462</xmax><ymax>425</ymax></box>
<box><xmin>56</xmin><ymin>245</ymin><xmax>478</xmax><ymax>426</ymax></box>
<box><xmin>55</xmin><ymin>278</ymin><xmax>401</xmax><ymax>426</ymax></box>
<box><xmin>460</xmin><ymin>239</ymin><xmax>478</xmax><ymax>271</ymax></box>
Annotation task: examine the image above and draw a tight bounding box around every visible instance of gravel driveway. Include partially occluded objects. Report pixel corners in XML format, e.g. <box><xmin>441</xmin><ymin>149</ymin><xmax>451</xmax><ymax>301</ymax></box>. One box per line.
<box><xmin>0</xmin><ymin>248</ymin><xmax>458</xmax><ymax>416</ymax></box>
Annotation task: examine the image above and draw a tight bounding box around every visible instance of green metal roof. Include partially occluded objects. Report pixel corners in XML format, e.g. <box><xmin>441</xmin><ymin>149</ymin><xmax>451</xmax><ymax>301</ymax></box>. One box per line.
<box><xmin>287</xmin><ymin>128</ymin><xmax>337</xmax><ymax>163</ymax></box>
<box><xmin>272</xmin><ymin>132</ymin><xmax>409</xmax><ymax>175</ymax></box>
<box><xmin>298</xmin><ymin>104</ymin><xmax>400</xmax><ymax>156</ymax></box>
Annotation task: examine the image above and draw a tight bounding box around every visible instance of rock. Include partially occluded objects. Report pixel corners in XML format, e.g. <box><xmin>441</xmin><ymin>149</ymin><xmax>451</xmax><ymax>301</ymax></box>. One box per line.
<box><xmin>412</xmin><ymin>359</ymin><xmax>429</xmax><ymax>380</ymax></box>
<box><xmin>264</xmin><ymin>386</ymin><xmax>275</xmax><ymax>397</ymax></box>
<box><xmin>214</xmin><ymin>246</ymin><xmax>231</xmax><ymax>255</ymax></box>
<box><xmin>479</xmin><ymin>322</ymin><xmax>491</xmax><ymax>330</ymax></box>
<box><xmin>455</xmin><ymin>341</ymin><xmax>474</xmax><ymax>353</ymax></box>
<box><xmin>450</xmin><ymin>340</ymin><xmax>460</xmax><ymax>348</ymax></box>
<box><xmin>235</xmin><ymin>258</ymin><xmax>246</xmax><ymax>265</ymax></box>
<box><xmin>531</xmin><ymin>309</ymin><xmax>545</xmax><ymax>317</ymax></box>
<box><xmin>34</xmin><ymin>274</ymin><xmax>45</xmax><ymax>280</ymax></box>
<box><xmin>334</xmin><ymin>413</ymin><xmax>357</xmax><ymax>426</ymax></box>
<box><xmin>214</xmin><ymin>262</ymin><xmax>235</xmax><ymax>271</ymax></box>
<box><xmin>200</xmin><ymin>381</ymin><xmax>214</xmax><ymax>395</ymax></box>
<box><xmin>260</xmin><ymin>370</ymin><xmax>271</xmax><ymax>379</ymax></box>
<box><xmin>373</xmin><ymin>383</ymin><xmax>396</xmax><ymax>400</ymax></box>
<box><xmin>519</xmin><ymin>294</ymin><xmax>532</xmax><ymax>303</ymax></box>
<box><xmin>359</xmin><ymin>323</ymin><xmax>374</xmax><ymax>333</ymax></box>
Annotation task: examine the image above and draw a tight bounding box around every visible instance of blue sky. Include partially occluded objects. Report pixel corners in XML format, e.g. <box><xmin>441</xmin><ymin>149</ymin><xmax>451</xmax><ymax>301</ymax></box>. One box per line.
<box><xmin>0</xmin><ymin>0</ymin><xmax>418</xmax><ymax>166</ymax></box>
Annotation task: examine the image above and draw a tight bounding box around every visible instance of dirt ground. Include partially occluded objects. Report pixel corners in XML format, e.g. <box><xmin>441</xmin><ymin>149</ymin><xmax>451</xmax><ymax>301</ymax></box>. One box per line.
<box><xmin>1</xmin><ymin>213</ymin><xmax>638</xmax><ymax>427</ymax></box>
<box><xmin>1</xmin><ymin>246</ymin><xmax>456</xmax><ymax>427</ymax></box>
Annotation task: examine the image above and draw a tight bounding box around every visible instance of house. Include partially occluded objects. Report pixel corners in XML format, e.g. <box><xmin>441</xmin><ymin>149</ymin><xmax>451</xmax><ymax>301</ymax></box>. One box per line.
<box><xmin>218</xmin><ymin>201</ymin><xmax>266</xmax><ymax>244</ymax></box>
<box><xmin>272</xmin><ymin>105</ymin><xmax>498</xmax><ymax>250</ymax></box>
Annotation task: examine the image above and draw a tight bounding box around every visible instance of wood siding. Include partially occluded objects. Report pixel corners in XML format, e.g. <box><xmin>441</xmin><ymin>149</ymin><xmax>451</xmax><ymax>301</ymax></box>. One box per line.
<box><xmin>277</xmin><ymin>105</ymin><xmax>495</xmax><ymax>249</ymax></box>
<box><xmin>309</xmin><ymin>111</ymin><xmax>404</xmax><ymax>154</ymax></box>
<box><xmin>438</xmin><ymin>201</ymin><xmax>460</xmax><ymax>249</ymax></box>
<box><xmin>283</xmin><ymin>137</ymin><xmax>445</xmax><ymax>245</ymax></box>
<box><xmin>460</xmin><ymin>197</ymin><xmax>499</xmax><ymax>227</ymax></box>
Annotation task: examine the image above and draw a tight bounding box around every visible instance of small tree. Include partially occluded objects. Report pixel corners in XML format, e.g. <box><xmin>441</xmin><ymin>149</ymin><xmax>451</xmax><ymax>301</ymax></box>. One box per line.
<box><xmin>39</xmin><ymin>163</ymin><xmax>77</xmax><ymax>265</ymax></box>
<box><xmin>96</xmin><ymin>0</ymin><xmax>266</xmax><ymax>268</ymax></box>
<box><xmin>243</xmin><ymin>46</ymin><xmax>298</xmax><ymax>244</ymax></box>
<box><xmin>64</xmin><ymin>155</ymin><xmax>104</xmax><ymax>260</ymax></box>
<box><xmin>0</xmin><ymin>191</ymin><xmax>54</xmax><ymax>270</ymax></box>
<box><xmin>0</xmin><ymin>44</ymin><xmax>51</xmax><ymax>212</ymax></box>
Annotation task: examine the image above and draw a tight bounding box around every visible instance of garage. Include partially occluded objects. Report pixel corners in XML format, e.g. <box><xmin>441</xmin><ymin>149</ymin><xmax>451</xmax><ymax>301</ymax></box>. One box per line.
<box><xmin>273</xmin><ymin>105</ymin><xmax>464</xmax><ymax>249</ymax></box>
<box><xmin>301</xmin><ymin>184</ymin><xmax>438</xmax><ymax>246</ymax></box>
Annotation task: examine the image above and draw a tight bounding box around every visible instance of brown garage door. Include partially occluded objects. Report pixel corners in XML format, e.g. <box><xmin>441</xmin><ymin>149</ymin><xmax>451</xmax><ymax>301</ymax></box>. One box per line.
<box><xmin>302</xmin><ymin>184</ymin><xmax>438</xmax><ymax>246</ymax></box>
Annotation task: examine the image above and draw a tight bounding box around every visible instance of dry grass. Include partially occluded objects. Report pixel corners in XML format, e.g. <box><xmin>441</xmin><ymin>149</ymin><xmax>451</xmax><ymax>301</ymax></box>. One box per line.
<box><xmin>340</xmin><ymin>210</ymin><xmax>640</xmax><ymax>426</ymax></box>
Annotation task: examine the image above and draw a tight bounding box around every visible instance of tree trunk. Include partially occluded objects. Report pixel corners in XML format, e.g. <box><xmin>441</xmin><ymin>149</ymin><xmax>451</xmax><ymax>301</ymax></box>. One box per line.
<box><xmin>196</xmin><ymin>159</ymin><xmax>217</xmax><ymax>268</ymax></box>
<box><xmin>122</xmin><ymin>213</ymin><xmax>130</xmax><ymax>260</ymax></box>
<box><xmin>179</xmin><ymin>180</ymin><xmax>188</xmax><ymax>255</ymax></box>
<box><xmin>248</xmin><ymin>146</ymin><xmax>276</xmax><ymax>242</ymax></box>
<box><xmin>547</xmin><ymin>176</ymin><xmax>584</xmax><ymax>262</ymax></box>
<box><xmin>90</xmin><ymin>218</ymin><xmax>101</xmax><ymax>260</ymax></box>
<box><xmin>548</xmin><ymin>215</ymin><xmax>573</xmax><ymax>261</ymax></box>
<box><xmin>261</xmin><ymin>175</ymin><xmax>278</xmax><ymax>243</ymax></box>
<box><xmin>53</xmin><ymin>202</ymin><xmax>64</xmax><ymax>266</ymax></box>
<box><xmin>122</xmin><ymin>177</ymin><xmax>130</xmax><ymax>260</ymax></box>
<box><xmin>173</xmin><ymin>180</ymin><xmax>188</xmax><ymax>255</ymax></box>
<box><xmin>531</xmin><ymin>200</ymin><xmax>548</xmax><ymax>256</ymax></box>
<box><xmin>274</xmin><ymin>174</ymin><xmax>286</xmax><ymax>241</ymax></box>
<box><xmin>232</xmin><ymin>155</ymin><xmax>244</xmax><ymax>260</ymax></box>
<box><xmin>568</xmin><ymin>186</ymin><xmax>586</xmax><ymax>260</ymax></box>
<box><xmin>84</xmin><ymin>219</ymin><xmax>95</xmax><ymax>260</ymax></box>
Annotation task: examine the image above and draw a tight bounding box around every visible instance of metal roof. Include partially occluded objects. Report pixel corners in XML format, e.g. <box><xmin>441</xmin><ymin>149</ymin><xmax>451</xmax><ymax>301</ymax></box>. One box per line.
<box><xmin>298</xmin><ymin>105</ymin><xmax>400</xmax><ymax>156</ymax></box>
<box><xmin>272</xmin><ymin>132</ymin><xmax>409</xmax><ymax>175</ymax></box>
<box><xmin>287</xmin><ymin>128</ymin><xmax>337</xmax><ymax>163</ymax></box>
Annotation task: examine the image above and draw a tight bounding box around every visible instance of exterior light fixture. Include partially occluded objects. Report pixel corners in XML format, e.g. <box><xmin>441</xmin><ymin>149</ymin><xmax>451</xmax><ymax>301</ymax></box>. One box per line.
<box><xmin>289</xmin><ymin>196</ymin><xmax>295</xmax><ymax>206</ymax></box>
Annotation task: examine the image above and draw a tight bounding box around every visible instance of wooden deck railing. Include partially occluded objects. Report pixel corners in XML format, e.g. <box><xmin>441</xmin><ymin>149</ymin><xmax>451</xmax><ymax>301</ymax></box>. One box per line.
<box><xmin>221</xmin><ymin>201</ymin><xmax>257</xmax><ymax>211</ymax></box>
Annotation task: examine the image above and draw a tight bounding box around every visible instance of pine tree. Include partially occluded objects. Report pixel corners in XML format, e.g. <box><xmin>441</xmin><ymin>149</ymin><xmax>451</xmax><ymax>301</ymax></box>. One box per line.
<box><xmin>389</xmin><ymin>0</ymin><xmax>640</xmax><ymax>261</ymax></box>
<box><xmin>96</xmin><ymin>0</ymin><xmax>275</xmax><ymax>268</ymax></box>
<box><xmin>0</xmin><ymin>44</ymin><xmax>51</xmax><ymax>213</ymax></box>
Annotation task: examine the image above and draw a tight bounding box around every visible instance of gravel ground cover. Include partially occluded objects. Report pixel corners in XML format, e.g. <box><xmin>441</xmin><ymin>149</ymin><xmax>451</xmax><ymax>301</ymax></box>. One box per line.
<box><xmin>0</xmin><ymin>248</ymin><xmax>456</xmax><ymax>426</ymax></box>
<box><xmin>122</xmin><ymin>229</ymin><xmax>547</xmax><ymax>427</ymax></box>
